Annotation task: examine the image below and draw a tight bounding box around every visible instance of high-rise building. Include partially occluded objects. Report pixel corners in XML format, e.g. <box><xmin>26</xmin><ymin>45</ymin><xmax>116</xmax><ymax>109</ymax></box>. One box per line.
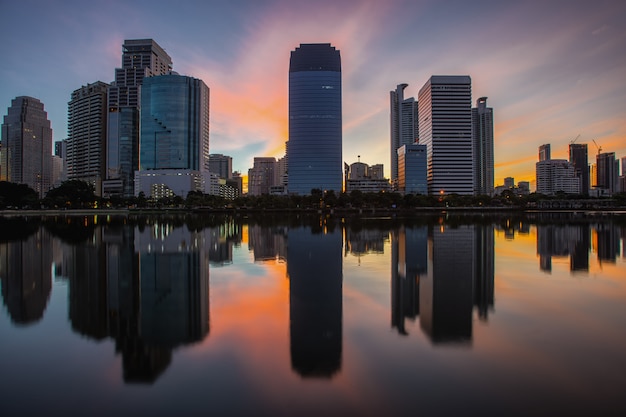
<box><xmin>135</xmin><ymin>73</ymin><xmax>210</xmax><ymax>198</ymax></box>
<box><xmin>536</xmin><ymin>146</ymin><xmax>580</xmax><ymax>195</ymax></box>
<box><xmin>1</xmin><ymin>96</ymin><xmax>52</xmax><ymax>197</ymax></box>
<box><xmin>539</xmin><ymin>144</ymin><xmax>551</xmax><ymax>161</ymax></box>
<box><xmin>472</xmin><ymin>97</ymin><xmax>494</xmax><ymax>195</ymax></box>
<box><xmin>208</xmin><ymin>154</ymin><xmax>232</xmax><ymax>179</ymax></box>
<box><xmin>596</xmin><ymin>152</ymin><xmax>619</xmax><ymax>195</ymax></box>
<box><xmin>569</xmin><ymin>143</ymin><xmax>589</xmax><ymax>195</ymax></box>
<box><xmin>390</xmin><ymin>83</ymin><xmax>418</xmax><ymax>189</ymax></box>
<box><xmin>67</xmin><ymin>81</ymin><xmax>109</xmax><ymax>196</ymax></box>
<box><xmin>418</xmin><ymin>76</ymin><xmax>473</xmax><ymax>195</ymax></box>
<box><xmin>104</xmin><ymin>39</ymin><xmax>172</xmax><ymax>197</ymax></box>
<box><xmin>287</xmin><ymin>43</ymin><xmax>342</xmax><ymax>195</ymax></box>
<box><xmin>504</xmin><ymin>177</ymin><xmax>515</xmax><ymax>189</ymax></box>
<box><xmin>248</xmin><ymin>157</ymin><xmax>276</xmax><ymax>196</ymax></box>
<box><xmin>620</xmin><ymin>156</ymin><xmax>626</xmax><ymax>193</ymax></box>
<box><xmin>397</xmin><ymin>144</ymin><xmax>427</xmax><ymax>195</ymax></box>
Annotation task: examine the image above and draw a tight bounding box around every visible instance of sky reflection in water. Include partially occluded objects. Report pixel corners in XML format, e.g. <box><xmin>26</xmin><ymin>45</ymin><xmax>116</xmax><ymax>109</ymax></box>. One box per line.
<box><xmin>0</xmin><ymin>213</ymin><xmax>625</xmax><ymax>416</ymax></box>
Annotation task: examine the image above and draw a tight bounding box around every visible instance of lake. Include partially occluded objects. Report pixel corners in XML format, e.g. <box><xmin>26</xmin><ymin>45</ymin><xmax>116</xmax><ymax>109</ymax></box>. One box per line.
<box><xmin>1</xmin><ymin>212</ymin><xmax>625</xmax><ymax>416</ymax></box>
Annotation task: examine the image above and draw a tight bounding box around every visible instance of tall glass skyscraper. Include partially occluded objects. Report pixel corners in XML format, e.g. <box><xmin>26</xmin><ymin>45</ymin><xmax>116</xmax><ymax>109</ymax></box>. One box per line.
<box><xmin>288</xmin><ymin>43</ymin><xmax>342</xmax><ymax>195</ymax></box>
<box><xmin>390</xmin><ymin>83</ymin><xmax>418</xmax><ymax>189</ymax></box>
<box><xmin>472</xmin><ymin>97</ymin><xmax>494</xmax><ymax>196</ymax></box>
<box><xmin>104</xmin><ymin>39</ymin><xmax>172</xmax><ymax>197</ymax></box>
<box><xmin>135</xmin><ymin>73</ymin><xmax>210</xmax><ymax>198</ymax></box>
<box><xmin>139</xmin><ymin>74</ymin><xmax>210</xmax><ymax>172</ymax></box>
<box><xmin>418</xmin><ymin>76</ymin><xmax>473</xmax><ymax>195</ymax></box>
<box><xmin>1</xmin><ymin>96</ymin><xmax>52</xmax><ymax>197</ymax></box>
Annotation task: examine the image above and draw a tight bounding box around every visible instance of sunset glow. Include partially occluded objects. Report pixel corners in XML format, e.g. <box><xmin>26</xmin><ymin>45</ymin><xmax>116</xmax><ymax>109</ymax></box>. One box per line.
<box><xmin>1</xmin><ymin>1</ymin><xmax>625</xmax><ymax>189</ymax></box>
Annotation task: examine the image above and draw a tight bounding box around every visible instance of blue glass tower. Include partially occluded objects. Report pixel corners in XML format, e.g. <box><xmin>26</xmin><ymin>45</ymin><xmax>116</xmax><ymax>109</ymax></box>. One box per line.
<box><xmin>139</xmin><ymin>74</ymin><xmax>210</xmax><ymax>171</ymax></box>
<box><xmin>288</xmin><ymin>44</ymin><xmax>342</xmax><ymax>195</ymax></box>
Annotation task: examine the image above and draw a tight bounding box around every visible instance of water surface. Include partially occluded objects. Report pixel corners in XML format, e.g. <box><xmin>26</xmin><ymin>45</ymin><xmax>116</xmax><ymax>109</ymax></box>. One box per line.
<box><xmin>1</xmin><ymin>213</ymin><xmax>625</xmax><ymax>416</ymax></box>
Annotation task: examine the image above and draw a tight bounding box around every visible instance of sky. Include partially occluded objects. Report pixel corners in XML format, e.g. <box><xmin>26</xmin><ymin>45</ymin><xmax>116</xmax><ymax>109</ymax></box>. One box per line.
<box><xmin>1</xmin><ymin>0</ymin><xmax>625</xmax><ymax>189</ymax></box>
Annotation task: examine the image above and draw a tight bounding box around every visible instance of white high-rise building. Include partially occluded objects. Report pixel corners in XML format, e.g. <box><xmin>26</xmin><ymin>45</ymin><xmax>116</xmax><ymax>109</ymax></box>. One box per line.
<box><xmin>536</xmin><ymin>145</ymin><xmax>580</xmax><ymax>195</ymax></box>
<box><xmin>418</xmin><ymin>76</ymin><xmax>473</xmax><ymax>195</ymax></box>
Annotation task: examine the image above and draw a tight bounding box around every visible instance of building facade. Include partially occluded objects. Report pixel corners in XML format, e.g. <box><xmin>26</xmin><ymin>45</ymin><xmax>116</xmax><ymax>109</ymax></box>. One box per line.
<box><xmin>135</xmin><ymin>73</ymin><xmax>210</xmax><ymax>198</ymax></box>
<box><xmin>569</xmin><ymin>143</ymin><xmax>589</xmax><ymax>195</ymax></box>
<box><xmin>390</xmin><ymin>83</ymin><xmax>418</xmax><ymax>189</ymax></box>
<box><xmin>344</xmin><ymin>160</ymin><xmax>391</xmax><ymax>193</ymax></box>
<box><xmin>536</xmin><ymin>159</ymin><xmax>580</xmax><ymax>195</ymax></box>
<box><xmin>208</xmin><ymin>154</ymin><xmax>232</xmax><ymax>179</ymax></box>
<box><xmin>248</xmin><ymin>157</ymin><xmax>277</xmax><ymax>196</ymax></box>
<box><xmin>472</xmin><ymin>97</ymin><xmax>494</xmax><ymax>195</ymax></box>
<box><xmin>1</xmin><ymin>96</ymin><xmax>52</xmax><ymax>197</ymax></box>
<box><xmin>104</xmin><ymin>39</ymin><xmax>173</xmax><ymax>198</ymax></box>
<box><xmin>67</xmin><ymin>81</ymin><xmax>109</xmax><ymax>196</ymax></box>
<box><xmin>397</xmin><ymin>144</ymin><xmax>427</xmax><ymax>195</ymax></box>
<box><xmin>287</xmin><ymin>43</ymin><xmax>342</xmax><ymax>195</ymax></box>
<box><xmin>418</xmin><ymin>76</ymin><xmax>473</xmax><ymax>195</ymax></box>
<box><xmin>596</xmin><ymin>152</ymin><xmax>619</xmax><ymax>195</ymax></box>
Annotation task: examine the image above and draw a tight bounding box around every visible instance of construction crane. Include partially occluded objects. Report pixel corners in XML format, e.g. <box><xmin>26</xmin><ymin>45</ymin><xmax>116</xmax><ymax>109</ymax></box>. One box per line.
<box><xmin>570</xmin><ymin>134</ymin><xmax>581</xmax><ymax>144</ymax></box>
<box><xmin>592</xmin><ymin>139</ymin><xmax>602</xmax><ymax>155</ymax></box>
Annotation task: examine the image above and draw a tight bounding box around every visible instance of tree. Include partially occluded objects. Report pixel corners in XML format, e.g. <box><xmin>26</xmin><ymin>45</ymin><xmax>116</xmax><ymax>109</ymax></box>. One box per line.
<box><xmin>0</xmin><ymin>181</ymin><xmax>39</xmax><ymax>208</ymax></box>
<box><xmin>44</xmin><ymin>180</ymin><xmax>96</xmax><ymax>208</ymax></box>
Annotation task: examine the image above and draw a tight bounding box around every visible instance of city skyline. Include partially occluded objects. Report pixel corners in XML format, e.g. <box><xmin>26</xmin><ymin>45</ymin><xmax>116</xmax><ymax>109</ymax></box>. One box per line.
<box><xmin>1</xmin><ymin>0</ymin><xmax>625</xmax><ymax>188</ymax></box>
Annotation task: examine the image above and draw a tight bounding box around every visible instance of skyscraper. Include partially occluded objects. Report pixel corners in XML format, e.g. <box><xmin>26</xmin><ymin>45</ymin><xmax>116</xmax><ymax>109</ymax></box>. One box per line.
<box><xmin>397</xmin><ymin>144</ymin><xmax>427</xmax><ymax>195</ymax></box>
<box><xmin>418</xmin><ymin>76</ymin><xmax>473</xmax><ymax>195</ymax></box>
<box><xmin>472</xmin><ymin>97</ymin><xmax>494</xmax><ymax>195</ymax></box>
<box><xmin>104</xmin><ymin>39</ymin><xmax>172</xmax><ymax>197</ymax></box>
<box><xmin>135</xmin><ymin>73</ymin><xmax>210</xmax><ymax>198</ymax></box>
<box><xmin>569</xmin><ymin>143</ymin><xmax>589</xmax><ymax>195</ymax></box>
<box><xmin>287</xmin><ymin>43</ymin><xmax>342</xmax><ymax>195</ymax></box>
<box><xmin>208</xmin><ymin>154</ymin><xmax>233</xmax><ymax>179</ymax></box>
<box><xmin>67</xmin><ymin>81</ymin><xmax>109</xmax><ymax>196</ymax></box>
<box><xmin>536</xmin><ymin>144</ymin><xmax>580</xmax><ymax>195</ymax></box>
<box><xmin>1</xmin><ymin>96</ymin><xmax>52</xmax><ymax>197</ymax></box>
<box><xmin>390</xmin><ymin>83</ymin><xmax>418</xmax><ymax>189</ymax></box>
<box><xmin>596</xmin><ymin>152</ymin><xmax>619</xmax><ymax>195</ymax></box>
<box><xmin>539</xmin><ymin>144</ymin><xmax>551</xmax><ymax>161</ymax></box>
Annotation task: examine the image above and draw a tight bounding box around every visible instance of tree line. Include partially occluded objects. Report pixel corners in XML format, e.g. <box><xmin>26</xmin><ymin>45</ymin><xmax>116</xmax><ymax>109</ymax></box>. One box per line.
<box><xmin>1</xmin><ymin>180</ymin><xmax>624</xmax><ymax>210</ymax></box>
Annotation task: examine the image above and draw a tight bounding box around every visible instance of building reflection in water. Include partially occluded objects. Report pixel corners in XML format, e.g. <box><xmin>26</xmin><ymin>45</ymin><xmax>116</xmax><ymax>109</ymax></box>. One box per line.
<box><xmin>53</xmin><ymin>217</ymin><xmax>211</xmax><ymax>384</ymax></box>
<box><xmin>391</xmin><ymin>226</ymin><xmax>427</xmax><ymax>335</ymax></box>
<box><xmin>594</xmin><ymin>222</ymin><xmax>620</xmax><ymax>264</ymax></box>
<box><xmin>288</xmin><ymin>219</ymin><xmax>342</xmax><ymax>378</ymax></box>
<box><xmin>391</xmin><ymin>223</ymin><xmax>495</xmax><ymax>344</ymax></box>
<box><xmin>207</xmin><ymin>219</ymin><xmax>242</xmax><ymax>266</ymax></box>
<box><xmin>537</xmin><ymin>224</ymin><xmax>590</xmax><ymax>273</ymax></box>
<box><xmin>0</xmin><ymin>221</ymin><xmax>53</xmax><ymax>325</ymax></box>
<box><xmin>248</xmin><ymin>224</ymin><xmax>287</xmax><ymax>262</ymax></box>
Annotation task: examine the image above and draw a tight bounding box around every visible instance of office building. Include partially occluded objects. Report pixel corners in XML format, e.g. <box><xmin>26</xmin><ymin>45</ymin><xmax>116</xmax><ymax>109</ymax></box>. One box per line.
<box><xmin>418</xmin><ymin>76</ymin><xmax>473</xmax><ymax>195</ymax></box>
<box><xmin>472</xmin><ymin>97</ymin><xmax>494</xmax><ymax>195</ymax></box>
<box><xmin>1</xmin><ymin>96</ymin><xmax>52</xmax><ymax>197</ymax></box>
<box><xmin>287</xmin><ymin>43</ymin><xmax>342</xmax><ymax>195</ymax></box>
<box><xmin>208</xmin><ymin>154</ymin><xmax>232</xmax><ymax>179</ymax></box>
<box><xmin>536</xmin><ymin>146</ymin><xmax>580</xmax><ymax>195</ymax></box>
<box><xmin>397</xmin><ymin>144</ymin><xmax>427</xmax><ymax>195</ymax></box>
<box><xmin>390</xmin><ymin>83</ymin><xmax>418</xmax><ymax>189</ymax></box>
<box><xmin>569</xmin><ymin>143</ymin><xmax>589</xmax><ymax>195</ymax></box>
<box><xmin>67</xmin><ymin>81</ymin><xmax>109</xmax><ymax>196</ymax></box>
<box><xmin>104</xmin><ymin>39</ymin><xmax>173</xmax><ymax>197</ymax></box>
<box><xmin>135</xmin><ymin>73</ymin><xmax>210</xmax><ymax>198</ymax></box>
<box><xmin>596</xmin><ymin>152</ymin><xmax>619</xmax><ymax>195</ymax></box>
<box><xmin>344</xmin><ymin>160</ymin><xmax>391</xmax><ymax>193</ymax></box>
<box><xmin>248</xmin><ymin>157</ymin><xmax>276</xmax><ymax>196</ymax></box>
<box><xmin>619</xmin><ymin>156</ymin><xmax>626</xmax><ymax>193</ymax></box>
<box><xmin>539</xmin><ymin>144</ymin><xmax>551</xmax><ymax>161</ymax></box>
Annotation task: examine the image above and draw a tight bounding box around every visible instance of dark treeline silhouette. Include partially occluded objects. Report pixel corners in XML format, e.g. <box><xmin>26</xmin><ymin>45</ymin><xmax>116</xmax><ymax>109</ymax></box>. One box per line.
<box><xmin>1</xmin><ymin>180</ymin><xmax>626</xmax><ymax>211</ymax></box>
